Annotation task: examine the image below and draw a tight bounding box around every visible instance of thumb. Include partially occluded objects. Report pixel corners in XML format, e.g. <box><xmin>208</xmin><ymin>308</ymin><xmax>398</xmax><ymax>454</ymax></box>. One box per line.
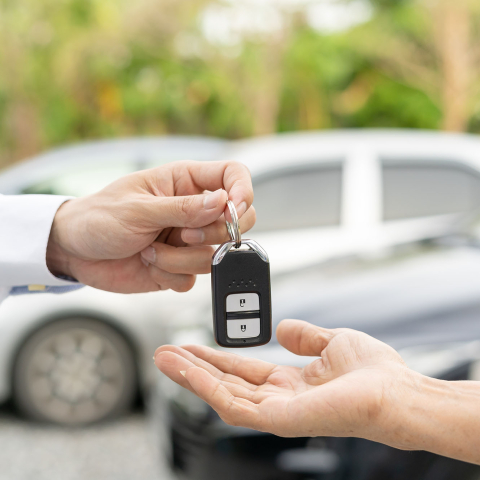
<box><xmin>150</xmin><ymin>189</ymin><xmax>228</xmax><ymax>228</ymax></box>
<box><xmin>276</xmin><ymin>319</ymin><xmax>336</xmax><ymax>357</ymax></box>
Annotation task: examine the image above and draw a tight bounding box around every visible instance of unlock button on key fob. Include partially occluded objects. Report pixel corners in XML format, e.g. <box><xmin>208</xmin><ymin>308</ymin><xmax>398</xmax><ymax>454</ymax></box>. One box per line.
<box><xmin>227</xmin><ymin>318</ymin><xmax>260</xmax><ymax>339</ymax></box>
<box><xmin>226</xmin><ymin>293</ymin><xmax>260</xmax><ymax>312</ymax></box>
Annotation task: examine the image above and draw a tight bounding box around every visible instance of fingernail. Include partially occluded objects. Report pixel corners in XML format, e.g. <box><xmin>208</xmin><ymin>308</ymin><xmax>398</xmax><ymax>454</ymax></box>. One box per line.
<box><xmin>180</xmin><ymin>370</ymin><xmax>186</xmax><ymax>377</ymax></box>
<box><xmin>141</xmin><ymin>256</ymin><xmax>150</xmax><ymax>268</ymax></box>
<box><xmin>141</xmin><ymin>246</ymin><xmax>156</xmax><ymax>264</ymax></box>
<box><xmin>182</xmin><ymin>228</ymin><xmax>205</xmax><ymax>244</ymax></box>
<box><xmin>236</xmin><ymin>201</ymin><xmax>247</xmax><ymax>217</ymax></box>
<box><xmin>204</xmin><ymin>189</ymin><xmax>224</xmax><ymax>210</ymax></box>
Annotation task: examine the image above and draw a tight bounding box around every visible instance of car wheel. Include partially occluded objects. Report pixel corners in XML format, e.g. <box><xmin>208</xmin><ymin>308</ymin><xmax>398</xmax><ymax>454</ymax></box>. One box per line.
<box><xmin>12</xmin><ymin>317</ymin><xmax>137</xmax><ymax>425</ymax></box>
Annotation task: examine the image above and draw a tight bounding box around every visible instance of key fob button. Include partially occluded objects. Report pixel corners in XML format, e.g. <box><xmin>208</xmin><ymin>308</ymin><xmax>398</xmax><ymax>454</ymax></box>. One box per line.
<box><xmin>212</xmin><ymin>239</ymin><xmax>271</xmax><ymax>347</ymax></box>
<box><xmin>226</xmin><ymin>293</ymin><xmax>260</xmax><ymax>312</ymax></box>
<box><xmin>227</xmin><ymin>318</ymin><xmax>260</xmax><ymax>339</ymax></box>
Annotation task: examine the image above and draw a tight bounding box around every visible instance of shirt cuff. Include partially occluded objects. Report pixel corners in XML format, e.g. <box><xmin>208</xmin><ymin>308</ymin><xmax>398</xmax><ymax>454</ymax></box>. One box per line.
<box><xmin>0</xmin><ymin>194</ymin><xmax>80</xmax><ymax>287</ymax></box>
<box><xmin>9</xmin><ymin>284</ymin><xmax>84</xmax><ymax>295</ymax></box>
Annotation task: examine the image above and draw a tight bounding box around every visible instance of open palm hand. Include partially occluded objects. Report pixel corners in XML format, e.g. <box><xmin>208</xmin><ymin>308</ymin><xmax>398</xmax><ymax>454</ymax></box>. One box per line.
<box><xmin>156</xmin><ymin>319</ymin><xmax>412</xmax><ymax>446</ymax></box>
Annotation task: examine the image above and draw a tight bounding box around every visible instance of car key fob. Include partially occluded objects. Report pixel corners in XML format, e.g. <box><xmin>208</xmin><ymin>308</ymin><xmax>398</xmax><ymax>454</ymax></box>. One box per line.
<box><xmin>211</xmin><ymin>200</ymin><xmax>272</xmax><ymax>348</ymax></box>
<box><xmin>212</xmin><ymin>239</ymin><xmax>272</xmax><ymax>347</ymax></box>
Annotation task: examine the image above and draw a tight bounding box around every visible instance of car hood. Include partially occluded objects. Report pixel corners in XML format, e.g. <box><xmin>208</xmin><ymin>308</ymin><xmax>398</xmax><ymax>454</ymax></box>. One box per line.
<box><xmin>270</xmin><ymin>245</ymin><xmax>480</xmax><ymax>350</ymax></box>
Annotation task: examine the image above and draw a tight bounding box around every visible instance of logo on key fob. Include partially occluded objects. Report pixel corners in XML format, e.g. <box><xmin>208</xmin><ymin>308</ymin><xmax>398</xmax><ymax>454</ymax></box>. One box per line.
<box><xmin>240</xmin><ymin>299</ymin><xmax>245</xmax><ymax>307</ymax></box>
<box><xmin>241</xmin><ymin>325</ymin><xmax>246</xmax><ymax>332</ymax></box>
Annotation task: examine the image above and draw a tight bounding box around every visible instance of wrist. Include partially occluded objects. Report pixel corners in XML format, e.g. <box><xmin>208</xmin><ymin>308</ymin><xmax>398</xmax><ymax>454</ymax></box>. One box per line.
<box><xmin>378</xmin><ymin>368</ymin><xmax>457</xmax><ymax>452</ymax></box>
<box><xmin>370</xmin><ymin>366</ymin><xmax>432</xmax><ymax>450</ymax></box>
<box><xmin>46</xmin><ymin>200</ymin><xmax>76</xmax><ymax>278</ymax></box>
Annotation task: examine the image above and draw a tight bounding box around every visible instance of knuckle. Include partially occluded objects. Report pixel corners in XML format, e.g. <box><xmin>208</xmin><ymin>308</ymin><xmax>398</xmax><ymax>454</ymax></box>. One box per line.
<box><xmin>223</xmin><ymin>159</ymin><xmax>241</xmax><ymax>170</ymax></box>
<box><xmin>229</xmin><ymin>160</ymin><xmax>251</xmax><ymax>177</ymax></box>
<box><xmin>224</xmin><ymin>160</ymin><xmax>253</xmax><ymax>183</ymax></box>
<box><xmin>178</xmin><ymin>196</ymin><xmax>195</xmax><ymax>218</ymax></box>
<box><xmin>157</xmin><ymin>253</ymin><xmax>176</xmax><ymax>273</ymax></box>
<box><xmin>174</xmin><ymin>275</ymin><xmax>196</xmax><ymax>293</ymax></box>
<box><xmin>150</xmin><ymin>268</ymin><xmax>166</xmax><ymax>286</ymax></box>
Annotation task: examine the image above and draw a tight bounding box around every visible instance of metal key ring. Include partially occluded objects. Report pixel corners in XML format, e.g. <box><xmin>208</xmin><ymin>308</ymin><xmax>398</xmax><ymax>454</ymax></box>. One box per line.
<box><xmin>226</xmin><ymin>200</ymin><xmax>241</xmax><ymax>249</ymax></box>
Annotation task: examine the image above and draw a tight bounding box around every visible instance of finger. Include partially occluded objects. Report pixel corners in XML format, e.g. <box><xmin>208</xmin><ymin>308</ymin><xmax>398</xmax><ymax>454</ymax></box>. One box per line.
<box><xmin>301</xmin><ymin>358</ymin><xmax>333</xmax><ymax>386</ymax></box>
<box><xmin>172</xmin><ymin>161</ymin><xmax>254</xmax><ymax>218</ymax></box>
<box><xmin>222</xmin><ymin>162</ymin><xmax>254</xmax><ymax>217</ymax></box>
<box><xmin>149</xmin><ymin>188</ymin><xmax>229</xmax><ymax>229</ymax></box>
<box><xmin>277</xmin><ymin>319</ymin><xmax>336</xmax><ymax>357</ymax></box>
<box><xmin>155</xmin><ymin>345</ymin><xmax>258</xmax><ymax>391</ymax></box>
<box><xmin>141</xmin><ymin>243</ymin><xmax>214</xmax><ymax>274</ymax></box>
<box><xmin>185</xmin><ymin>367</ymin><xmax>261</xmax><ymax>429</ymax></box>
<box><xmin>155</xmin><ymin>351</ymin><xmax>258</xmax><ymax>403</ymax></box>
<box><xmin>181</xmin><ymin>206</ymin><xmax>256</xmax><ymax>245</ymax></box>
<box><xmin>148</xmin><ymin>265</ymin><xmax>196</xmax><ymax>292</ymax></box>
<box><xmin>155</xmin><ymin>351</ymin><xmax>197</xmax><ymax>395</ymax></box>
<box><xmin>182</xmin><ymin>344</ymin><xmax>277</xmax><ymax>386</ymax></box>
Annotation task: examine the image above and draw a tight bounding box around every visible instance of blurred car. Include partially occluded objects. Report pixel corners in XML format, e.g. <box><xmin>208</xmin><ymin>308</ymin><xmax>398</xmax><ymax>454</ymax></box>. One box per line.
<box><xmin>0</xmin><ymin>136</ymin><xmax>229</xmax><ymax>425</ymax></box>
<box><xmin>3</xmin><ymin>129</ymin><xmax>480</xmax><ymax>425</ymax></box>
<box><xmin>166</xmin><ymin>129</ymin><xmax>480</xmax><ymax>334</ymax></box>
<box><xmin>151</xmin><ymin>233</ymin><xmax>480</xmax><ymax>480</ymax></box>
<box><xmin>237</xmin><ymin>130</ymin><xmax>480</xmax><ymax>273</ymax></box>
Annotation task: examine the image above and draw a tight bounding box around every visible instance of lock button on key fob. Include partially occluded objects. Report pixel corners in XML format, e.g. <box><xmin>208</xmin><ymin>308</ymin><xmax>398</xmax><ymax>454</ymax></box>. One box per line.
<box><xmin>212</xmin><ymin>240</ymin><xmax>272</xmax><ymax>348</ymax></box>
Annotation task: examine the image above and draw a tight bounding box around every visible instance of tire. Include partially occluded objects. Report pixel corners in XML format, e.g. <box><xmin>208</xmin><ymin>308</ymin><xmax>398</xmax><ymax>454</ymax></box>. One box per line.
<box><xmin>12</xmin><ymin>317</ymin><xmax>137</xmax><ymax>426</ymax></box>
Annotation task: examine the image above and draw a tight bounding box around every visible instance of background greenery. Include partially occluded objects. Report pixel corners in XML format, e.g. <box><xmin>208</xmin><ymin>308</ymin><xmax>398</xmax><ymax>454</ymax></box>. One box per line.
<box><xmin>0</xmin><ymin>0</ymin><xmax>479</xmax><ymax>168</ymax></box>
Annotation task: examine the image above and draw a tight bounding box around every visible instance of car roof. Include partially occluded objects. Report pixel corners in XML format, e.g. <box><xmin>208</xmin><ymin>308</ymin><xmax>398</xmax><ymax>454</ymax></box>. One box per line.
<box><xmin>227</xmin><ymin>129</ymin><xmax>480</xmax><ymax>174</ymax></box>
<box><xmin>3</xmin><ymin>129</ymin><xmax>480</xmax><ymax>194</ymax></box>
<box><xmin>0</xmin><ymin>135</ymin><xmax>228</xmax><ymax>194</ymax></box>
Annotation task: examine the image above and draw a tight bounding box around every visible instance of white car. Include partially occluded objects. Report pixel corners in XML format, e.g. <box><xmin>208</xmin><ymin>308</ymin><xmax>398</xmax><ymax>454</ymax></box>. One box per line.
<box><xmin>235</xmin><ymin>129</ymin><xmax>480</xmax><ymax>273</ymax></box>
<box><xmin>163</xmin><ymin>129</ymin><xmax>480</xmax><ymax>344</ymax></box>
<box><xmin>2</xmin><ymin>129</ymin><xmax>480</xmax><ymax>425</ymax></box>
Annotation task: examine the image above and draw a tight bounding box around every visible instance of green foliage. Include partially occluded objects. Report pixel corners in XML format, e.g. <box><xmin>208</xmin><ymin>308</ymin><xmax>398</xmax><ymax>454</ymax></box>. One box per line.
<box><xmin>346</xmin><ymin>73</ymin><xmax>441</xmax><ymax>129</ymax></box>
<box><xmin>0</xmin><ymin>0</ymin><xmax>477</xmax><ymax>167</ymax></box>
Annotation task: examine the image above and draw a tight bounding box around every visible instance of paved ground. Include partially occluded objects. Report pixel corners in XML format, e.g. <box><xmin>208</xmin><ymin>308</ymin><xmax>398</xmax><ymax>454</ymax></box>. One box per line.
<box><xmin>0</xmin><ymin>407</ymin><xmax>172</xmax><ymax>480</ymax></box>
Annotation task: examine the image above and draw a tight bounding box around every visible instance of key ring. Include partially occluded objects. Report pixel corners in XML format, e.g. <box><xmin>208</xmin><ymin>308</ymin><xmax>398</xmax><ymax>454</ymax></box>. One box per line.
<box><xmin>226</xmin><ymin>200</ymin><xmax>241</xmax><ymax>249</ymax></box>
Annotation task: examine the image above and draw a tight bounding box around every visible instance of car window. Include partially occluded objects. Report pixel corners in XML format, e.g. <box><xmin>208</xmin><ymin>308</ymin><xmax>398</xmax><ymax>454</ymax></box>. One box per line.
<box><xmin>21</xmin><ymin>163</ymin><xmax>135</xmax><ymax>197</ymax></box>
<box><xmin>251</xmin><ymin>163</ymin><xmax>343</xmax><ymax>232</ymax></box>
<box><xmin>382</xmin><ymin>160</ymin><xmax>480</xmax><ymax>221</ymax></box>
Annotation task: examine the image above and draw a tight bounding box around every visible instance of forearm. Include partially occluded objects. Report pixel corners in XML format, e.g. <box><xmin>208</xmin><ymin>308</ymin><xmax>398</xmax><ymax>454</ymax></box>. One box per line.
<box><xmin>391</xmin><ymin>372</ymin><xmax>480</xmax><ymax>464</ymax></box>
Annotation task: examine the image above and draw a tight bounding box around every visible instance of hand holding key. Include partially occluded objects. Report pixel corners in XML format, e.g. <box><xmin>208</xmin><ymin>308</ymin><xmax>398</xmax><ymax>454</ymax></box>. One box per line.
<box><xmin>46</xmin><ymin>160</ymin><xmax>255</xmax><ymax>293</ymax></box>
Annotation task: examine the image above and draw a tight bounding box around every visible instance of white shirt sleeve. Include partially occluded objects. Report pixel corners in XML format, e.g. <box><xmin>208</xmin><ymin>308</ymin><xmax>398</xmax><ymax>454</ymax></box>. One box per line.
<box><xmin>0</xmin><ymin>194</ymin><xmax>81</xmax><ymax>289</ymax></box>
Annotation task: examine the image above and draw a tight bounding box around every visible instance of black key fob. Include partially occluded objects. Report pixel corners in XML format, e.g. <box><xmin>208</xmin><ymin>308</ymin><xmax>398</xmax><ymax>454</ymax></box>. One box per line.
<box><xmin>212</xmin><ymin>239</ymin><xmax>272</xmax><ymax>348</ymax></box>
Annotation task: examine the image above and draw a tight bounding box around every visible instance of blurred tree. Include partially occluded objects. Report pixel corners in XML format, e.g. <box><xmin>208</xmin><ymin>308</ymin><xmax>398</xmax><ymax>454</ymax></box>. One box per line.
<box><xmin>0</xmin><ymin>0</ymin><xmax>479</xmax><ymax>169</ymax></box>
<box><xmin>353</xmin><ymin>0</ymin><xmax>480</xmax><ymax>132</ymax></box>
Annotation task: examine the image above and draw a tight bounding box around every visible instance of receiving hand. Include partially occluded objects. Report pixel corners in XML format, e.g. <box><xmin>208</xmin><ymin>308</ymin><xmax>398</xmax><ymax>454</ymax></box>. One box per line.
<box><xmin>46</xmin><ymin>160</ymin><xmax>255</xmax><ymax>293</ymax></box>
<box><xmin>155</xmin><ymin>319</ymin><xmax>417</xmax><ymax>449</ymax></box>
